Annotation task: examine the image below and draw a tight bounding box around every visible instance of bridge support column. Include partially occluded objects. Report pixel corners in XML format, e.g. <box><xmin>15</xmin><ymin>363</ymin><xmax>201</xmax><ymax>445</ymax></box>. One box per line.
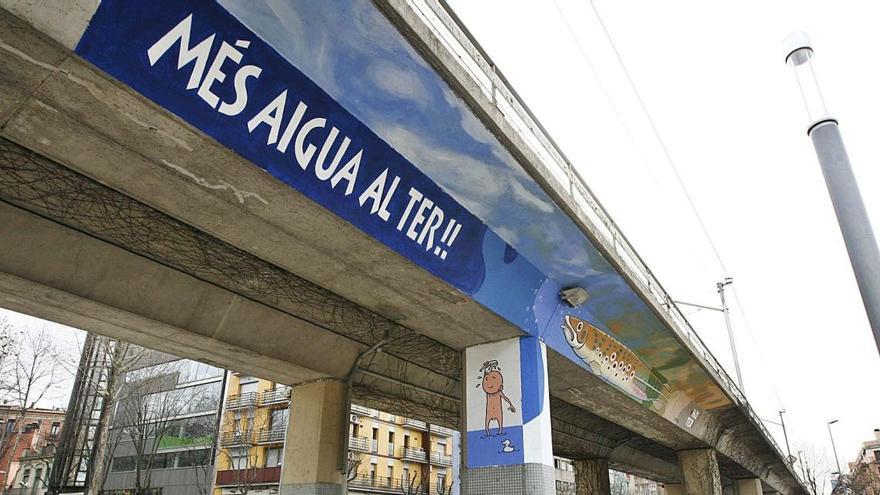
<box><xmin>661</xmin><ymin>484</ymin><xmax>685</xmax><ymax>495</ymax></box>
<box><xmin>678</xmin><ymin>449</ymin><xmax>722</xmax><ymax>495</ymax></box>
<box><xmin>573</xmin><ymin>458</ymin><xmax>610</xmax><ymax>494</ymax></box>
<box><xmin>280</xmin><ymin>379</ymin><xmax>349</xmax><ymax>495</ymax></box>
<box><xmin>461</xmin><ymin>336</ymin><xmax>555</xmax><ymax>494</ymax></box>
<box><xmin>735</xmin><ymin>478</ymin><xmax>764</xmax><ymax>495</ymax></box>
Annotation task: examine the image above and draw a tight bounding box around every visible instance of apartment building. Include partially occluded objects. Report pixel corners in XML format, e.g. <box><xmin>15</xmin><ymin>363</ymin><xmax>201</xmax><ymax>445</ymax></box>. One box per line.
<box><xmin>213</xmin><ymin>374</ymin><xmax>290</xmax><ymax>495</ymax></box>
<box><xmin>101</xmin><ymin>352</ymin><xmax>225</xmax><ymax>495</ymax></box>
<box><xmin>0</xmin><ymin>406</ymin><xmax>64</xmax><ymax>492</ymax></box>
<box><xmin>214</xmin><ymin>375</ymin><xmax>460</xmax><ymax>495</ymax></box>
<box><xmin>347</xmin><ymin>405</ymin><xmax>456</xmax><ymax>495</ymax></box>
<box><xmin>9</xmin><ymin>445</ymin><xmax>56</xmax><ymax>495</ymax></box>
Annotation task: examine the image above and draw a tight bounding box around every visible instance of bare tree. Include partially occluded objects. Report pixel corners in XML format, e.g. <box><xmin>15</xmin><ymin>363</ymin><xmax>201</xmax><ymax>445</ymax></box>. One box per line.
<box><xmin>346</xmin><ymin>452</ymin><xmax>363</xmax><ymax>482</ymax></box>
<box><xmin>108</xmin><ymin>360</ymin><xmax>213</xmax><ymax>495</ymax></box>
<box><xmin>850</xmin><ymin>460</ymin><xmax>880</xmax><ymax>495</ymax></box>
<box><xmin>86</xmin><ymin>337</ymin><xmax>149</xmax><ymax>495</ymax></box>
<box><xmin>0</xmin><ymin>325</ymin><xmax>68</xmax><ymax>490</ymax></box>
<box><xmin>400</xmin><ymin>470</ymin><xmax>423</xmax><ymax>495</ymax></box>
<box><xmin>798</xmin><ymin>445</ymin><xmax>833</xmax><ymax>495</ymax></box>
<box><xmin>215</xmin><ymin>402</ymin><xmax>271</xmax><ymax>495</ymax></box>
<box><xmin>610</xmin><ymin>470</ymin><xmax>630</xmax><ymax>495</ymax></box>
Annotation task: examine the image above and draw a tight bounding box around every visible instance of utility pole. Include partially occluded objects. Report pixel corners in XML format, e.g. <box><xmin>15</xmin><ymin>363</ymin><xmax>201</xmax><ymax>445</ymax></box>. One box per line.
<box><xmin>673</xmin><ymin>277</ymin><xmax>744</xmax><ymax>392</ymax></box>
<box><xmin>717</xmin><ymin>277</ymin><xmax>744</xmax><ymax>391</ymax></box>
<box><xmin>784</xmin><ymin>32</ymin><xmax>880</xmax><ymax>358</ymax></box>
<box><xmin>779</xmin><ymin>409</ymin><xmax>792</xmax><ymax>461</ymax></box>
<box><xmin>827</xmin><ymin>419</ymin><xmax>842</xmax><ymax>475</ymax></box>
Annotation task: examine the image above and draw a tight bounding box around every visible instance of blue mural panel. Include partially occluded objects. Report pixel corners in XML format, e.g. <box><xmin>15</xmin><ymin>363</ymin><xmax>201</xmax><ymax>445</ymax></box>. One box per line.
<box><xmin>75</xmin><ymin>0</ymin><xmax>730</xmax><ymax>431</ymax></box>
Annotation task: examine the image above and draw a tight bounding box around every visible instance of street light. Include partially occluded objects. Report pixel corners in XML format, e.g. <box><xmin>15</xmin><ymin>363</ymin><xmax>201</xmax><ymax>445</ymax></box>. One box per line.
<box><xmin>827</xmin><ymin>419</ymin><xmax>842</xmax><ymax>475</ymax></box>
<box><xmin>783</xmin><ymin>32</ymin><xmax>880</xmax><ymax>358</ymax></box>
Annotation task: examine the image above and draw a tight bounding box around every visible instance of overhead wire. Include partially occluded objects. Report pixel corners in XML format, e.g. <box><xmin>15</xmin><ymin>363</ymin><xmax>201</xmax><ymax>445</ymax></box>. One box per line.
<box><xmin>566</xmin><ymin>0</ymin><xmax>786</xmax><ymax>410</ymax></box>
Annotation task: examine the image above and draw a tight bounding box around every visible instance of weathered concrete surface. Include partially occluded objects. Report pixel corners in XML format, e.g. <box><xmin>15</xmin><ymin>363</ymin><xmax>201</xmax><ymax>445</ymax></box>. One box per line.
<box><xmin>678</xmin><ymin>449</ymin><xmax>722</xmax><ymax>495</ymax></box>
<box><xmin>281</xmin><ymin>379</ymin><xmax>348</xmax><ymax>495</ymax></box>
<box><xmin>737</xmin><ymin>478</ymin><xmax>765</xmax><ymax>495</ymax></box>
<box><xmin>0</xmin><ymin>3</ymin><xmax>806</xmax><ymax>493</ymax></box>
<box><xmin>574</xmin><ymin>459</ymin><xmax>611</xmax><ymax>495</ymax></box>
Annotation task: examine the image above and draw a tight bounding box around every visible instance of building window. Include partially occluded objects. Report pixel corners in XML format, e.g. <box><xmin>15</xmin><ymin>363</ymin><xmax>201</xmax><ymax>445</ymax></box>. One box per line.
<box><xmin>239</xmin><ymin>380</ymin><xmax>258</xmax><ymax>395</ymax></box>
<box><xmin>265</xmin><ymin>447</ymin><xmax>283</xmax><ymax>468</ymax></box>
<box><xmin>22</xmin><ymin>469</ymin><xmax>31</xmax><ymax>486</ymax></box>
<box><xmin>388</xmin><ymin>431</ymin><xmax>395</xmax><ymax>456</ymax></box>
<box><xmin>5</xmin><ymin>418</ymin><xmax>15</xmax><ymax>432</ymax></box>
<box><xmin>50</xmin><ymin>422</ymin><xmax>60</xmax><ymax>436</ymax></box>
<box><xmin>270</xmin><ymin>409</ymin><xmax>289</xmax><ymax>431</ymax></box>
<box><xmin>229</xmin><ymin>447</ymin><xmax>250</xmax><ymax>470</ymax></box>
<box><xmin>371</xmin><ymin>427</ymin><xmax>379</xmax><ymax>452</ymax></box>
<box><xmin>177</xmin><ymin>449</ymin><xmax>210</xmax><ymax>468</ymax></box>
<box><xmin>436</xmin><ymin>439</ymin><xmax>447</xmax><ymax>454</ymax></box>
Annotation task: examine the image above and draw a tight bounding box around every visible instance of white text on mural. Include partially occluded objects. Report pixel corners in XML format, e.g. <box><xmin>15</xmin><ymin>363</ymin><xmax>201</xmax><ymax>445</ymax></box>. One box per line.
<box><xmin>146</xmin><ymin>13</ymin><xmax>462</xmax><ymax>260</ymax></box>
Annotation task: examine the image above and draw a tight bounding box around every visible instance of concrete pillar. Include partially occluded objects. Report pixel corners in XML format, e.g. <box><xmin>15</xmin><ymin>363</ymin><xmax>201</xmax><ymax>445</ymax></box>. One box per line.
<box><xmin>735</xmin><ymin>478</ymin><xmax>764</xmax><ymax>495</ymax></box>
<box><xmin>280</xmin><ymin>379</ymin><xmax>349</xmax><ymax>495</ymax></box>
<box><xmin>677</xmin><ymin>449</ymin><xmax>722</xmax><ymax>495</ymax></box>
<box><xmin>462</xmin><ymin>336</ymin><xmax>555</xmax><ymax>494</ymax></box>
<box><xmin>663</xmin><ymin>483</ymin><xmax>685</xmax><ymax>495</ymax></box>
<box><xmin>573</xmin><ymin>459</ymin><xmax>610</xmax><ymax>494</ymax></box>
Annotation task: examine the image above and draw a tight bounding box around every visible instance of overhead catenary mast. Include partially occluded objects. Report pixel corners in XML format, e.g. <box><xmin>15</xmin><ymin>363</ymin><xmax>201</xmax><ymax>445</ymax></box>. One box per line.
<box><xmin>783</xmin><ymin>32</ymin><xmax>880</xmax><ymax>358</ymax></box>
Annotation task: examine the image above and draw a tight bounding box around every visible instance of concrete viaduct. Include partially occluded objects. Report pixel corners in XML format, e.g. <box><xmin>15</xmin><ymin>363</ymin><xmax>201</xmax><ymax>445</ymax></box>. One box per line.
<box><xmin>0</xmin><ymin>0</ymin><xmax>807</xmax><ymax>494</ymax></box>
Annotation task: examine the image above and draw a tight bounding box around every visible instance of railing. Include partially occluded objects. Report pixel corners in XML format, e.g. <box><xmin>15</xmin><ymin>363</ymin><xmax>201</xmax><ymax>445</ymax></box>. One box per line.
<box><xmin>429</xmin><ymin>424</ymin><xmax>456</xmax><ymax>437</ymax></box>
<box><xmin>351</xmin><ymin>404</ymin><xmax>374</xmax><ymax>416</ymax></box>
<box><xmin>219</xmin><ymin>430</ymin><xmax>254</xmax><ymax>446</ymax></box>
<box><xmin>349</xmin><ymin>475</ymin><xmax>406</xmax><ymax>492</ymax></box>
<box><xmin>400</xmin><ymin>446</ymin><xmax>427</xmax><ymax>462</ymax></box>
<box><xmin>403</xmin><ymin>418</ymin><xmax>427</xmax><ymax>430</ymax></box>
<box><xmin>349</xmin><ymin>436</ymin><xmax>371</xmax><ymax>452</ymax></box>
<box><xmin>256</xmin><ymin>427</ymin><xmax>286</xmax><ymax>444</ymax></box>
<box><xmin>430</xmin><ymin>451</ymin><xmax>453</xmax><ymax>467</ymax></box>
<box><xmin>215</xmin><ymin>466</ymin><xmax>281</xmax><ymax>486</ymax></box>
<box><xmin>400</xmin><ymin>0</ymin><xmax>802</xmax><ymax>485</ymax></box>
<box><xmin>261</xmin><ymin>386</ymin><xmax>290</xmax><ymax>406</ymax></box>
<box><xmin>225</xmin><ymin>391</ymin><xmax>258</xmax><ymax>410</ymax></box>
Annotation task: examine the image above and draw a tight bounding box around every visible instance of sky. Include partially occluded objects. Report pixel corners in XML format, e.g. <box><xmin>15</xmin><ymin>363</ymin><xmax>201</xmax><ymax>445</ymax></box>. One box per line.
<box><xmin>446</xmin><ymin>0</ymin><xmax>880</xmax><ymax>478</ymax></box>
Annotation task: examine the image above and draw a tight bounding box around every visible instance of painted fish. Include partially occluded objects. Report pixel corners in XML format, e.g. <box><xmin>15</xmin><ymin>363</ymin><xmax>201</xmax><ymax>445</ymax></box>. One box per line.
<box><xmin>561</xmin><ymin>315</ymin><xmax>668</xmax><ymax>406</ymax></box>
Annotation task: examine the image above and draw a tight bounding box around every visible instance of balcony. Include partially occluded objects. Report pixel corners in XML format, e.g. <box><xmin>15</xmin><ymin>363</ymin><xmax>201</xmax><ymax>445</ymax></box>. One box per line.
<box><xmin>225</xmin><ymin>391</ymin><xmax>258</xmax><ymax>410</ymax></box>
<box><xmin>350</xmin><ymin>404</ymin><xmax>373</xmax><ymax>416</ymax></box>
<box><xmin>430</xmin><ymin>451</ymin><xmax>453</xmax><ymax>467</ymax></box>
<box><xmin>256</xmin><ymin>427</ymin><xmax>286</xmax><ymax>444</ymax></box>
<box><xmin>402</xmin><ymin>418</ymin><xmax>427</xmax><ymax>430</ymax></box>
<box><xmin>260</xmin><ymin>387</ymin><xmax>290</xmax><ymax>406</ymax></box>
<box><xmin>400</xmin><ymin>446</ymin><xmax>427</xmax><ymax>463</ymax></box>
<box><xmin>429</xmin><ymin>425</ymin><xmax>456</xmax><ymax>437</ymax></box>
<box><xmin>349</xmin><ymin>436</ymin><xmax>370</xmax><ymax>452</ymax></box>
<box><xmin>349</xmin><ymin>475</ymin><xmax>407</xmax><ymax>494</ymax></box>
<box><xmin>219</xmin><ymin>430</ymin><xmax>254</xmax><ymax>446</ymax></box>
<box><xmin>215</xmin><ymin>466</ymin><xmax>280</xmax><ymax>486</ymax></box>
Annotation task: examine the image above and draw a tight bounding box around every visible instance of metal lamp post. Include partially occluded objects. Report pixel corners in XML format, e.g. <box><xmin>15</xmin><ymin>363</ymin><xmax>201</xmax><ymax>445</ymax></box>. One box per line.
<box><xmin>783</xmin><ymin>32</ymin><xmax>880</xmax><ymax>357</ymax></box>
<box><xmin>827</xmin><ymin>419</ymin><xmax>842</xmax><ymax>475</ymax></box>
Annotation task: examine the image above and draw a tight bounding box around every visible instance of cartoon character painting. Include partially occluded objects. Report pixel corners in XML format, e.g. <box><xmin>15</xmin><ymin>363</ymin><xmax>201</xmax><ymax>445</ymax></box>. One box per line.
<box><xmin>561</xmin><ymin>315</ymin><xmax>670</xmax><ymax>409</ymax></box>
<box><xmin>478</xmin><ymin>360</ymin><xmax>516</xmax><ymax>436</ymax></box>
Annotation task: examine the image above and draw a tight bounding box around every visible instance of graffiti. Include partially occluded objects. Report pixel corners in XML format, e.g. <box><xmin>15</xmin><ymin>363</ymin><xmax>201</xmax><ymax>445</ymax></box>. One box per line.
<box><xmin>476</xmin><ymin>360</ymin><xmax>516</xmax><ymax>436</ymax></box>
<box><xmin>561</xmin><ymin>314</ymin><xmax>668</xmax><ymax>408</ymax></box>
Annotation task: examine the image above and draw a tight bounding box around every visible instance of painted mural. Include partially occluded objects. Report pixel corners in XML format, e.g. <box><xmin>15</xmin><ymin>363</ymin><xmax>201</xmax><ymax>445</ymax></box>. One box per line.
<box><xmin>464</xmin><ymin>337</ymin><xmax>552</xmax><ymax>468</ymax></box>
<box><xmin>75</xmin><ymin>0</ymin><xmax>729</xmax><ymax>443</ymax></box>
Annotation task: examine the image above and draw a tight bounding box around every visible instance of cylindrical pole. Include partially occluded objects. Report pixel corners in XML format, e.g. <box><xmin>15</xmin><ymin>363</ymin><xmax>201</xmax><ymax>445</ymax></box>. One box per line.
<box><xmin>827</xmin><ymin>420</ymin><xmax>842</xmax><ymax>474</ymax></box>
<box><xmin>784</xmin><ymin>32</ymin><xmax>880</xmax><ymax>357</ymax></box>
<box><xmin>779</xmin><ymin>410</ymin><xmax>792</xmax><ymax>461</ymax></box>
<box><xmin>717</xmin><ymin>278</ymin><xmax>744</xmax><ymax>391</ymax></box>
<box><xmin>810</xmin><ymin>121</ymin><xmax>880</xmax><ymax>356</ymax></box>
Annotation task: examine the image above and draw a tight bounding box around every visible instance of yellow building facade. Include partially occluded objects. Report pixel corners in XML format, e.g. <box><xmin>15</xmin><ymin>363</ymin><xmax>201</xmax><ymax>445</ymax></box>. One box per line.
<box><xmin>214</xmin><ymin>374</ymin><xmax>458</xmax><ymax>495</ymax></box>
